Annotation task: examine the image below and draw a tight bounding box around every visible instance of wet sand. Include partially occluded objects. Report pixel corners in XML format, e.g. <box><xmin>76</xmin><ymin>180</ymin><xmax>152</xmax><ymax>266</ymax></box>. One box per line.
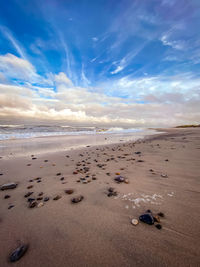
<box><xmin>0</xmin><ymin>128</ymin><xmax>200</xmax><ymax>266</ymax></box>
<box><xmin>0</xmin><ymin>129</ymin><xmax>158</xmax><ymax>158</ymax></box>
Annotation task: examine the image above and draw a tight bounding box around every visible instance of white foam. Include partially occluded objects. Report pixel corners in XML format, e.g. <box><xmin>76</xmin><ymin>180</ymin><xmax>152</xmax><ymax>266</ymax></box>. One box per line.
<box><xmin>119</xmin><ymin>191</ymin><xmax>174</xmax><ymax>209</ymax></box>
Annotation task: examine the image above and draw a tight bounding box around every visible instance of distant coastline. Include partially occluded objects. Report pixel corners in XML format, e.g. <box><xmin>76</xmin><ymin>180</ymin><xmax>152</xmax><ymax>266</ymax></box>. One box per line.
<box><xmin>175</xmin><ymin>124</ymin><xmax>200</xmax><ymax>128</ymax></box>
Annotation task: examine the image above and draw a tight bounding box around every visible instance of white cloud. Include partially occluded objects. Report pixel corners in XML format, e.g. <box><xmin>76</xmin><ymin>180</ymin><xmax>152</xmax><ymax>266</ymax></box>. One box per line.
<box><xmin>0</xmin><ymin>53</ymin><xmax>53</xmax><ymax>86</ymax></box>
<box><xmin>92</xmin><ymin>37</ymin><xmax>98</xmax><ymax>42</ymax></box>
<box><xmin>113</xmin><ymin>74</ymin><xmax>200</xmax><ymax>101</ymax></box>
<box><xmin>0</xmin><ymin>53</ymin><xmax>35</xmax><ymax>73</ymax></box>
<box><xmin>54</xmin><ymin>72</ymin><xmax>73</xmax><ymax>87</ymax></box>
<box><xmin>110</xmin><ymin>43</ymin><xmax>147</xmax><ymax>75</ymax></box>
<box><xmin>90</xmin><ymin>57</ymin><xmax>97</xmax><ymax>63</ymax></box>
<box><xmin>56</xmin><ymin>30</ymin><xmax>74</xmax><ymax>81</ymax></box>
<box><xmin>0</xmin><ymin>53</ymin><xmax>199</xmax><ymax>127</ymax></box>
<box><xmin>111</xmin><ymin>65</ymin><xmax>124</xmax><ymax>75</ymax></box>
<box><xmin>0</xmin><ymin>83</ymin><xmax>33</xmax><ymax>97</ymax></box>
<box><xmin>0</xmin><ymin>76</ymin><xmax>199</xmax><ymax>127</ymax></box>
<box><xmin>81</xmin><ymin>69</ymin><xmax>90</xmax><ymax>86</ymax></box>
<box><xmin>0</xmin><ymin>53</ymin><xmax>40</xmax><ymax>82</ymax></box>
<box><xmin>0</xmin><ymin>72</ymin><xmax>7</xmax><ymax>83</ymax></box>
<box><xmin>161</xmin><ymin>34</ymin><xmax>186</xmax><ymax>50</ymax></box>
<box><xmin>161</xmin><ymin>0</ymin><xmax>176</xmax><ymax>6</ymax></box>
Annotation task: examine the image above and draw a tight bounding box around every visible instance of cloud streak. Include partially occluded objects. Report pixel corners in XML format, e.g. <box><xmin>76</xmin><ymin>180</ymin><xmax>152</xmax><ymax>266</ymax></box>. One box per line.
<box><xmin>0</xmin><ymin>26</ymin><xmax>27</xmax><ymax>59</ymax></box>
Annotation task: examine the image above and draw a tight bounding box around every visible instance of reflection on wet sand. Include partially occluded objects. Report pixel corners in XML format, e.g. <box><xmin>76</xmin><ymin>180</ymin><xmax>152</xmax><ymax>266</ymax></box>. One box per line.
<box><xmin>0</xmin><ymin>130</ymin><xmax>158</xmax><ymax>158</ymax></box>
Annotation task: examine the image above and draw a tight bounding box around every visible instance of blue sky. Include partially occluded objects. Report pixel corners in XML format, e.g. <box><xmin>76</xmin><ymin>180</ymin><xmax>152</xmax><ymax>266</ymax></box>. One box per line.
<box><xmin>0</xmin><ymin>0</ymin><xmax>200</xmax><ymax>127</ymax></box>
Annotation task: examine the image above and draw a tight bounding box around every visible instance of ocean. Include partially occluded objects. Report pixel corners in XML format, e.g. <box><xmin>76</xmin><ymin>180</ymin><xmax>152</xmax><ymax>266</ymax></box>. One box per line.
<box><xmin>0</xmin><ymin>124</ymin><xmax>145</xmax><ymax>140</ymax></box>
<box><xmin>0</xmin><ymin>124</ymin><xmax>160</xmax><ymax>157</ymax></box>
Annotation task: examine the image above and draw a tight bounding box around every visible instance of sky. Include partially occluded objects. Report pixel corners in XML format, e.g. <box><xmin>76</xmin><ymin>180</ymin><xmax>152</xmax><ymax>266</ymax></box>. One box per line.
<box><xmin>0</xmin><ymin>0</ymin><xmax>200</xmax><ymax>127</ymax></box>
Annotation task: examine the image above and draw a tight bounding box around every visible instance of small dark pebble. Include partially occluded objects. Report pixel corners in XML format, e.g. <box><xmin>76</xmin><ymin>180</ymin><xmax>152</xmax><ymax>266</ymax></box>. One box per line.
<box><xmin>0</xmin><ymin>173</ymin><xmax>3</xmax><ymax>175</ymax></box>
<box><xmin>44</xmin><ymin>160</ymin><xmax>48</xmax><ymax>162</ymax></box>
<box><xmin>157</xmin><ymin>212</ymin><xmax>165</xmax><ymax>217</ymax></box>
<box><xmin>139</xmin><ymin>213</ymin><xmax>154</xmax><ymax>225</ymax></box>
<box><xmin>107</xmin><ymin>191</ymin><xmax>117</xmax><ymax>197</ymax></box>
<box><xmin>1</xmin><ymin>183</ymin><xmax>17</xmax><ymax>190</ymax></box>
<box><xmin>114</xmin><ymin>176</ymin><xmax>125</xmax><ymax>183</ymax></box>
<box><xmin>56</xmin><ymin>173</ymin><xmax>61</xmax><ymax>176</ymax></box>
<box><xmin>155</xmin><ymin>224</ymin><xmax>162</xmax><ymax>230</ymax></box>
<box><xmin>27</xmin><ymin>198</ymin><xmax>35</xmax><ymax>202</ymax></box>
<box><xmin>37</xmin><ymin>180</ymin><xmax>41</xmax><ymax>183</ymax></box>
<box><xmin>44</xmin><ymin>197</ymin><xmax>49</xmax><ymax>202</ymax></box>
<box><xmin>27</xmin><ymin>185</ymin><xmax>33</xmax><ymax>189</ymax></box>
<box><xmin>29</xmin><ymin>201</ymin><xmax>37</xmax><ymax>208</ymax></box>
<box><xmin>145</xmin><ymin>209</ymin><xmax>152</xmax><ymax>213</ymax></box>
<box><xmin>9</xmin><ymin>244</ymin><xmax>29</xmax><ymax>262</ymax></box>
<box><xmin>27</xmin><ymin>164</ymin><xmax>31</xmax><ymax>166</ymax></box>
<box><xmin>135</xmin><ymin>151</ymin><xmax>141</xmax><ymax>154</ymax></box>
<box><xmin>71</xmin><ymin>195</ymin><xmax>84</xmax><ymax>204</ymax></box>
<box><xmin>107</xmin><ymin>187</ymin><xmax>117</xmax><ymax>197</ymax></box>
<box><xmin>53</xmin><ymin>195</ymin><xmax>61</xmax><ymax>200</ymax></box>
<box><xmin>60</xmin><ymin>177</ymin><xmax>64</xmax><ymax>181</ymax></box>
<box><xmin>4</xmin><ymin>195</ymin><xmax>10</xmax><ymax>199</ymax></box>
<box><xmin>108</xmin><ymin>187</ymin><xmax>115</xmax><ymax>193</ymax></box>
<box><xmin>32</xmin><ymin>157</ymin><xmax>37</xmax><ymax>160</ymax></box>
<box><xmin>38</xmin><ymin>192</ymin><xmax>43</xmax><ymax>196</ymax></box>
<box><xmin>24</xmin><ymin>192</ymin><xmax>33</xmax><ymax>198</ymax></box>
<box><xmin>8</xmin><ymin>204</ymin><xmax>14</xmax><ymax>209</ymax></box>
<box><xmin>65</xmin><ymin>189</ymin><xmax>74</xmax><ymax>194</ymax></box>
<box><xmin>37</xmin><ymin>197</ymin><xmax>43</xmax><ymax>201</ymax></box>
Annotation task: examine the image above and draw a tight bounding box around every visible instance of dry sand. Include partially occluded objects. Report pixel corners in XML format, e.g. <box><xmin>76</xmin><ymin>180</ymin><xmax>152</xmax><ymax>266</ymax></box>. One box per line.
<box><xmin>0</xmin><ymin>128</ymin><xmax>200</xmax><ymax>267</ymax></box>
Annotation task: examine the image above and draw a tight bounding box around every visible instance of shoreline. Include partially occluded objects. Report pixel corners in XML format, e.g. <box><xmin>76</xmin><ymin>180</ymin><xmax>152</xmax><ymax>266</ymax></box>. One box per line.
<box><xmin>0</xmin><ymin>127</ymin><xmax>200</xmax><ymax>266</ymax></box>
<box><xmin>0</xmin><ymin>128</ymin><xmax>162</xmax><ymax>159</ymax></box>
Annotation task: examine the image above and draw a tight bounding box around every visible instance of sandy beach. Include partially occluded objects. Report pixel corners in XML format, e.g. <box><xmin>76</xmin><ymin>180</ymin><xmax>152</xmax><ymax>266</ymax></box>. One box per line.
<box><xmin>0</xmin><ymin>127</ymin><xmax>200</xmax><ymax>267</ymax></box>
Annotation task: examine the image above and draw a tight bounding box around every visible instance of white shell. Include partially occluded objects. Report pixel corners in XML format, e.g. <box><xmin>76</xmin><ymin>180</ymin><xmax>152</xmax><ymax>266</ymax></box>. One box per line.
<box><xmin>161</xmin><ymin>174</ymin><xmax>168</xmax><ymax>178</ymax></box>
<box><xmin>37</xmin><ymin>202</ymin><xmax>44</xmax><ymax>208</ymax></box>
<box><xmin>131</xmin><ymin>219</ymin><xmax>139</xmax><ymax>226</ymax></box>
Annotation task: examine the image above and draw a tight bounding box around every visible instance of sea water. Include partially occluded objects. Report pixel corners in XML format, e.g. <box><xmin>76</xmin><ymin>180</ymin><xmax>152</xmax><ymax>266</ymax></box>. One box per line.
<box><xmin>0</xmin><ymin>124</ymin><xmax>160</xmax><ymax>157</ymax></box>
<box><xmin>0</xmin><ymin>124</ymin><xmax>144</xmax><ymax>140</ymax></box>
